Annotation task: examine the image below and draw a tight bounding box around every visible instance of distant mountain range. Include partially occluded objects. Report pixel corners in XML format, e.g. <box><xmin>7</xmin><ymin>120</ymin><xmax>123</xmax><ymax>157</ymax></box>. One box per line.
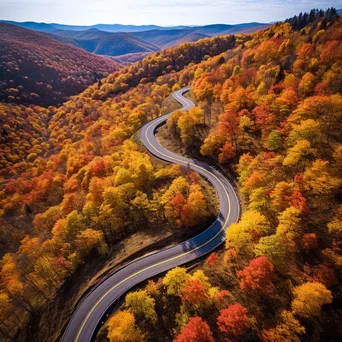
<box><xmin>1</xmin><ymin>20</ymin><xmax>269</xmax><ymax>59</ymax></box>
<box><xmin>132</xmin><ymin>23</ymin><xmax>269</xmax><ymax>48</ymax></box>
<box><xmin>46</xmin><ymin>28</ymin><xmax>160</xmax><ymax>56</ymax></box>
<box><xmin>0</xmin><ymin>21</ymin><xmax>268</xmax><ymax>33</ymax></box>
<box><xmin>0</xmin><ymin>21</ymin><xmax>192</xmax><ymax>33</ymax></box>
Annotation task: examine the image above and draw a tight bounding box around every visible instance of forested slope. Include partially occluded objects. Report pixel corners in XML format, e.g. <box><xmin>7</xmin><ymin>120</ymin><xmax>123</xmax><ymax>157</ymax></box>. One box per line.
<box><xmin>0</xmin><ymin>34</ymin><xmax>238</xmax><ymax>341</ymax></box>
<box><xmin>51</xmin><ymin>29</ymin><xmax>160</xmax><ymax>56</ymax></box>
<box><xmin>105</xmin><ymin>9</ymin><xmax>342</xmax><ymax>342</ymax></box>
<box><xmin>0</xmin><ymin>8</ymin><xmax>340</xmax><ymax>342</ymax></box>
<box><xmin>0</xmin><ymin>23</ymin><xmax>120</xmax><ymax>106</ymax></box>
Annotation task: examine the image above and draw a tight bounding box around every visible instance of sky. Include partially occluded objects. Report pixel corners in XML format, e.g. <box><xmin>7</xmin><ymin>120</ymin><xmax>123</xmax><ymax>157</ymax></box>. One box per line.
<box><xmin>1</xmin><ymin>0</ymin><xmax>341</xmax><ymax>26</ymax></box>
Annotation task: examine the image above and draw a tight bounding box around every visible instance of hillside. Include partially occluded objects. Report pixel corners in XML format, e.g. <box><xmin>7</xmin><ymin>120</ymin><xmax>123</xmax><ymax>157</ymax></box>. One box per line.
<box><xmin>163</xmin><ymin>32</ymin><xmax>209</xmax><ymax>48</ymax></box>
<box><xmin>1</xmin><ymin>20</ymin><xmax>266</xmax><ymax>34</ymax></box>
<box><xmin>0</xmin><ymin>23</ymin><xmax>120</xmax><ymax>106</ymax></box>
<box><xmin>2</xmin><ymin>20</ymin><xmax>269</xmax><ymax>59</ymax></box>
<box><xmin>0</xmin><ymin>104</ymin><xmax>50</xmax><ymax>177</ymax></box>
<box><xmin>111</xmin><ymin>52</ymin><xmax>152</xmax><ymax>64</ymax></box>
<box><xmin>54</xmin><ymin>23</ymin><xmax>269</xmax><ymax>51</ymax></box>
<box><xmin>132</xmin><ymin>29</ymin><xmax>208</xmax><ymax>48</ymax></box>
<box><xmin>0</xmin><ymin>33</ymin><xmax>238</xmax><ymax>342</ymax></box>
<box><xmin>131</xmin><ymin>23</ymin><xmax>269</xmax><ymax>49</ymax></box>
<box><xmin>193</xmin><ymin>22</ymin><xmax>270</xmax><ymax>35</ymax></box>
<box><xmin>0</xmin><ymin>7</ymin><xmax>341</xmax><ymax>342</ymax></box>
<box><xmin>109</xmin><ymin>8</ymin><xmax>342</xmax><ymax>342</ymax></box>
<box><xmin>52</xmin><ymin>28</ymin><xmax>160</xmax><ymax>56</ymax></box>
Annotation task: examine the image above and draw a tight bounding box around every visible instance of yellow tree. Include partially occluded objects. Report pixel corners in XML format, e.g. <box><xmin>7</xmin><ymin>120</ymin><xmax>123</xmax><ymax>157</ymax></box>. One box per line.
<box><xmin>177</xmin><ymin>107</ymin><xmax>203</xmax><ymax>145</ymax></box>
<box><xmin>276</xmin><ymin>206</ymin><xmax>302</xmax><ymax>246</ymax></box>
<box><xmin>75</xmin><ymin>229</ymin><xmax>107</xmax><ymax>257</ymax></box>
<box><xmin>163</xmin><ymin>267</ymin><xmax>190</xmax><ymax>296</ymax></box>
<box><xmin>291</xmin><ymin>282</ymin><xmax>332</xmax><ymax>318</ymax></box>
<box><xmin>162</xmin><ymin>176</ymin><xmax>189</xmax><ymax>221</ymax></box>
<box><xmin>283</xmin><ymin>140</ymin><xmax>315</xmax><ymax>167</ymax></box>
<box><xmin>181</xmin><ymin>186</ymin><xmax>208</xmax><ymax>227</ymax></box>
<box><xmin>327</xmin><ymin>207</ymin><xmax>342</xmax><ymax>239</ymax></box>
<box><xmin>270</xmin><ymin>181</ymin><xmax>293</xmax><ymax>212</ymax></box>
<box><xmin>254</xmin><ymin>234</ymin><xmax>288</xmax><ymax>268</ymax></box>
<box><xmin>303</xmin><ymin>159</ymin><xmax>341</xmax><ymax>196</ymax></box>
<box><xmin>287</xmin><ymin>119</ymin><xmax>320</xmax><ymax>147</ymax></box>
<box><xmin>125</xmin><ymin>290</ymin><xmax>156</xmax><ymax>321</ymax></box>
<box><xmin>107</xmin><ymin>310</ymin><xmax>143</xmax><ymax>342</ymax></box>
<box><xmin>225</xmin><ymin>210</ymin><xmax>271</xmax><ymax>251</ymax></box>
<box><xmin>167</xmin><ymin>109</ymin><xmax>183</xmax><ymax>137</ymax></box>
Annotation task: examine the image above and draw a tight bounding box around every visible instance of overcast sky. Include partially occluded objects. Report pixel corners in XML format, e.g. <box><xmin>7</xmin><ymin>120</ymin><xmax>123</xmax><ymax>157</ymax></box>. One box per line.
<box><xmin>1</xmin><ymin>0</ymin><xmax>341</xmax><ymax>26</ymax></box>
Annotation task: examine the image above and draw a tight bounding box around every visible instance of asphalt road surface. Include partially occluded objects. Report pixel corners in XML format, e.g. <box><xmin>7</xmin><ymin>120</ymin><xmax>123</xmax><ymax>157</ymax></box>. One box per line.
<box><xmin>62</xmin><ymin>87</ymin><xmax>240</xmax><ymax>342</ymax></box>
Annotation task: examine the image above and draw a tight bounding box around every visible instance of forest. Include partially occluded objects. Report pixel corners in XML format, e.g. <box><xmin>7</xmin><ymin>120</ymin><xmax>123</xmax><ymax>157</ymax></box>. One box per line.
<box><xmin>105</xmin><ymin>9</ymin><xmax>342</xmax><ymax>342</ymax></box>
<box><xmin>0</xmin><ymin>23</ymin><xmax>119</xmax><ymax>106</ymax></box>
<box><xmin>0</xmin><ymin>7</ymin><xmax>341</xmax><ymax>342</ymax></box>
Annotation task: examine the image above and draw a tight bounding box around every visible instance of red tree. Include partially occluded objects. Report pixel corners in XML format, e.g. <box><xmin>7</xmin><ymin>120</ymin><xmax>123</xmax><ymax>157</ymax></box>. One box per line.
<box><xmin>207</xmin><ymin>252</ymin><xmax>219</xmax><ymax>267</ymax></box>
<box><xmin>217</xmin><ymin>290</ymin><xmax>230</xmax><ymax>301</ymax></box>
<box><xmin>237</xmin><ymin>256</ymin><xmax>274</xmax><ymax>293</ymax></box>
<box><xmin>217</xmin><ymin>303</ymin><xmax>249</xmax><ymax>338</ymax></box>
<box><xmin>174</xmin><ymin>317</ymin><xmax>214</xmax><ymax>342</ymax></box>
<box><xmin>217</xmin><ymin>109</ymin><xmax>240</xmax><ymax>148</ymax></box>
<box><xmin>285</xmin><ymin>191</ymin><xmax>307</xmax><ymax>212</ymax></box>
<box><xmin>90</xmin><ymin>158</ymin><xmax>106</xmax><ymax>177</ymax></box>
<box><xmin>171</xmin><ymin>192</ymin><xmax>186</xmax><ymax>226</ymax></box>
<box><xmin>219</xmin><ymin>142</ymin><xmax>236</xmax><ymax>164</ymax></box>
<box><xmin>181</xmin><ymin>279</ymin><xmax>208</xmax><ymax>306</ymax></box>
<box><xmin>253</xmin><ymin>105</ymin><xmax>275</xmax><ymax>129</ymax></box>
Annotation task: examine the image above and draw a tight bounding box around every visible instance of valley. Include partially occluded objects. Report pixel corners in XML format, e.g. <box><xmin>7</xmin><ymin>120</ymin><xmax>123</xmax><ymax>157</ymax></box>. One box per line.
<box><xmin>0</xmin><ymin>5</ymin><xmax>341</xmax><ymax>342</ymax></box>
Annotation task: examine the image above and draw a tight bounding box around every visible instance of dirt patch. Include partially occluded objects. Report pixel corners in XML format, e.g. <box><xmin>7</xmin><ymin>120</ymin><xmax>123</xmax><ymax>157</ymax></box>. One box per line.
<box><xmin>161</xmin><ymin>92</ymin><xmax>182</xmax><ymax>114</ymax></box>
<box><xmin>155</xmin><ymin>124</ymin><xmax>187</xmax><ymax>156</ymax></box>
<box><xmin>183</xmin><ymin>89</ymin><xmax>196</xmax><ymax>103</ymax></box>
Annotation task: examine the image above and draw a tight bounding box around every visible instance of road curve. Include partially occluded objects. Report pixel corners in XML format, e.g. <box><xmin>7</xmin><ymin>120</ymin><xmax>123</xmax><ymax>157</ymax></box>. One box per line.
<box><xmin>62</xmin><ymin>87</ymin><xmax>240</xmax><ymax>342</ymax></box>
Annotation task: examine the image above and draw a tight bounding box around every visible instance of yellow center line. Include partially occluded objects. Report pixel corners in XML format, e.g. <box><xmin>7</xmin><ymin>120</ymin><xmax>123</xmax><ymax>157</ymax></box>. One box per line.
<box><xmin>74</xmin><ymin>92</ymin><xmax>234</xmax><ymax>342</ymax></box>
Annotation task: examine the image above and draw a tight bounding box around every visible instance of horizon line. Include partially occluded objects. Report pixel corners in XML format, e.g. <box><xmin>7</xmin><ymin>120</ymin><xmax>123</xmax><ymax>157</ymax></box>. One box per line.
<box><xmin>0</xmin><ymin>19</ymin><xmax>272</xmax><ymax>27</ymax></box>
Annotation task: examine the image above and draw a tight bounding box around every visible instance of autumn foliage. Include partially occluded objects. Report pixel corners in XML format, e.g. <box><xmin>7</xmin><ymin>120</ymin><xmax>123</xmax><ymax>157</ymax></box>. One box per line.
<box><xmin>217</xmin><ymin>303</ymin><xmax>249</xmax><ymax>338</ymax></box>
<box><xmin>0</xmin><ymin>23</ymin><xmax>119</xmax><ymax>106</ymax></box>
<box><xmin>291</xmin><ymin>282</ymin><xmax>332</xmax><ymax>318</ymax></box>
<box><xmin>107</xmin><ymin>311</ymin><xmax>143</xmax><ymax>342</ymax></box>
<box><xmin>113</xmin><ymin>8</ymin><xmax>342</xmax><ymax>342</ymax></box>
<box><xmin>174</xmin><ymin>317</ymin><xmax>214</xmax><ymax>342</ymax></box>
<box><xmin>0</xmin><ymin>8</ymin><xmax>341</xmax><ymax>342</ymax></box>
<box><xmin>0</xmin><ymin>30</ymin><xmax>227</xmax><ymax>340</ymax></box>
<box><xmin>237</xmin><ymin>256</ymin><xmax>274</xmax><ymax>293</ymax></box>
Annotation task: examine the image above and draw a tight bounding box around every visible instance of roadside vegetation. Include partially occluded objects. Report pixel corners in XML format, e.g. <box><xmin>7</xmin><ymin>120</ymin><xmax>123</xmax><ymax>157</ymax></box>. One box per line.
<box><xmin>105</xmin><ymin>9</ymin><xmax>342</xmax><ymax>342</ymax></box>
<box><xmin>0</xmin><ymin>7</ymin><xmax>340</xmax><ymax>342</ymax></box>
<box><xmin>0</xmin><ymin>30</ymin><xmax>232</xmax><ymax>342</ymax></box>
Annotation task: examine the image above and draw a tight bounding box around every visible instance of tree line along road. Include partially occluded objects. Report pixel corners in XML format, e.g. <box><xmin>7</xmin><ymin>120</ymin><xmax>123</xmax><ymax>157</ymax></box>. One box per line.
<box><xmin>62</xmin><ymin>87</ymin><xmax>240</xmax><ymax>342</ymax></box>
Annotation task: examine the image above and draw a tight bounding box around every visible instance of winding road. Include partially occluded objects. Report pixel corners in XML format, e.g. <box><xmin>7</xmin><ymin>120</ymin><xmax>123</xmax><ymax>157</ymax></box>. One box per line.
<box><xmin>62</xmin><ymin>87</ymin><xmax>240</xmax><ymax>342</ymax></box>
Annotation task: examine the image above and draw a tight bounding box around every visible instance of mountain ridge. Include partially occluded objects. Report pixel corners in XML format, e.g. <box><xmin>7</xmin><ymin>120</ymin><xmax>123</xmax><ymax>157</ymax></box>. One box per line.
<box><xmin>0</xmin><ymin>20</ymin><xmax>268</xmax><ymax>33</ymax></box>
<box><xmin>1</xmin><ymin>20</ymin><xmax>269</xmax><ymax>60</ymax></box>
<box><xmin>0</xmin><ymin>22</ymin><xmax>120</xmax><ymax>106</ymax></box>
<box><xmin>48</xmin><ymin>28</ymin><xmax>160</xmax><ymax>56</ymax></box>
